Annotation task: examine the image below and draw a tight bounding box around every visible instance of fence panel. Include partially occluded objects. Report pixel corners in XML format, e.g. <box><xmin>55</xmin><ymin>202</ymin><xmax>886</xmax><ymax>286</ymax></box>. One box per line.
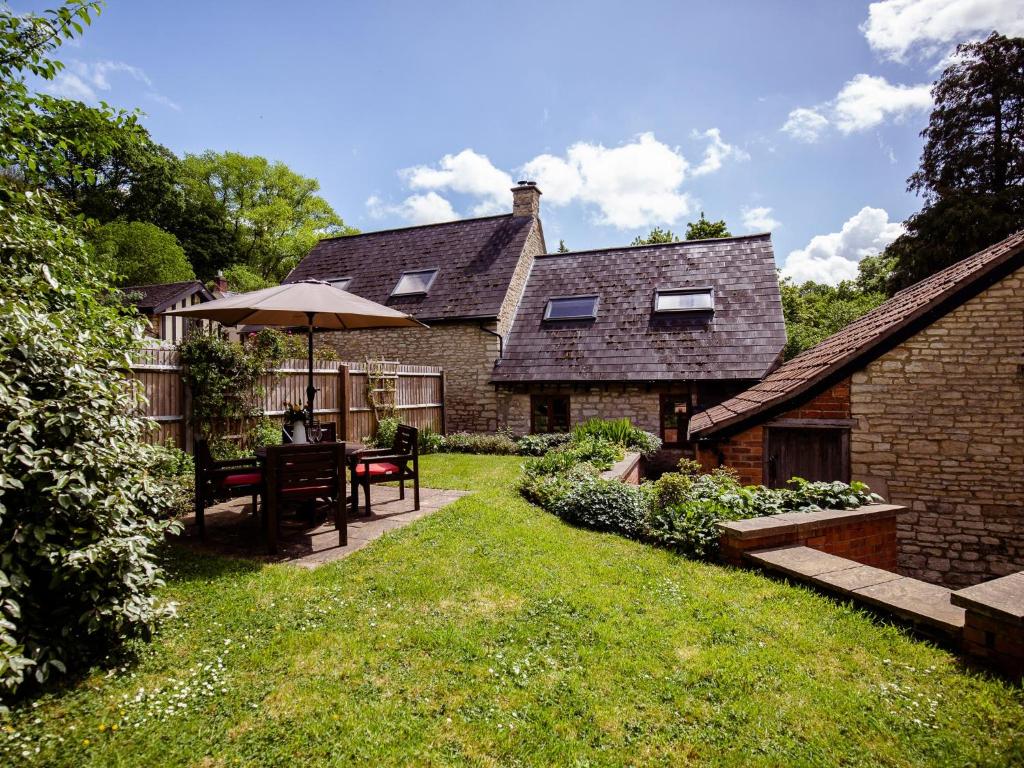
<box><xmin>128</xmin><ymin>348</ymin><xmax>445</xmax><ymax>451</ymax></box>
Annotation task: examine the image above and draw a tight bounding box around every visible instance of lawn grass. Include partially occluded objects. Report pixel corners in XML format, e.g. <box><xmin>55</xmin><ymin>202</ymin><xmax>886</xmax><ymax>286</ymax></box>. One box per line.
<box><xmin>4</xmin><ymin>453</ymin><xmax>1022</xmax><ymax>766</ymax></box>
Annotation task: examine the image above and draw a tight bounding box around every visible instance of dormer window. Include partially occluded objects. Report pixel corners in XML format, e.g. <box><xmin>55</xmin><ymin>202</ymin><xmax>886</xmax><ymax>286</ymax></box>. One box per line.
<box><xmin>328</xmin><ymin>277</ymin><xmax>352</xmax><ymax>291</ymax></box>
<box><xmin>392</xmin><ymin>269</ymin><xmax>438</xmax><ymax>297</ymax></box>
<box><xmin>544</xmin><ymin>295</ymin><xmax>599</xmax><ymax>321</ymax></box>
<box><xmin>654</xmin><ymin>288</ymin><xmax>714</xmax><ymax>313</ymax></box>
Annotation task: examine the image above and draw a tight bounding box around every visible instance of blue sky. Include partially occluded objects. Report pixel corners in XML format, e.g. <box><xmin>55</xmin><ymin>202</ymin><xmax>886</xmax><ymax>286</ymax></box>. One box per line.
<box><xmin>21</xmin><ymin>0</ymin><xmax>1024</xmax><ymax>283</ymax></box>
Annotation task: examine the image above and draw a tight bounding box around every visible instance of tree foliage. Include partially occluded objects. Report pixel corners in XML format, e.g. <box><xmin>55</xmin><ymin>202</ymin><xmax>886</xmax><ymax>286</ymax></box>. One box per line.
<box><xmin>886</xmin><ymin>33</ymin><xmax>1024</xmax><ymax>291</ymax></box>
<box><xmin>631</xmin><ymin>226</ymin><xmax>679</xmax><ymax>246</ymax></box>
<box><xmin>780</xmin><ymin>276</ymin><xmax>886</xmax><ymax>359</ymax></box>
<box><xmin>180</xmin><ymin>151</ymin><xmax>356</xmax><ymax>281</ymax></box>
<box><xmin>90</xmin><ymin>220</ymin><xmax>195</xmax><ymax>286</ymax></box>
<box><xmin>0</xmin><ymin>1</ymin><xmax>181</xmax><ymax>701</ymax></box>
<box><xmin>685</xmin><ymin>212</ymin><xmax>731</xmax><ymax>241</ymax></box>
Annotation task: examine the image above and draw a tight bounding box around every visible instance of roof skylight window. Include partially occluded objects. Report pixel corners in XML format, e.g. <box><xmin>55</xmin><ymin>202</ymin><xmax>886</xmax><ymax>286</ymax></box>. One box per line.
<box><xmin>391</xmin><ymin>269</ymin><xmax>438</xmax><ymax>296</ymax></box>
<box><xmin>543</xmin><ymin>295</ymin><xmax>599</xmax><ymax>321</ymax></box>
<box><xmin>654</xmin><ymin>288</ymin><xmax>714</xmax><ymax>313</ymax></box>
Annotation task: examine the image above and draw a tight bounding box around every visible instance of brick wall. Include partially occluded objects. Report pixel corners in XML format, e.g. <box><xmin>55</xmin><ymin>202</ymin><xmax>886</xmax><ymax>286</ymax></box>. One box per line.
<box><xmin>719</xmin><ymin>505</ymin><xmax>900</xmax><ymax>571</ymax></box>
<box><xmin>850</xmin><ymin>265</ymin><xmax>1024</xmax><ymax>587</ymax></box>
<box><xmin>696</xmin><ymin>380</ymin><xmax>851</xmax><ymax>485</ymax></box>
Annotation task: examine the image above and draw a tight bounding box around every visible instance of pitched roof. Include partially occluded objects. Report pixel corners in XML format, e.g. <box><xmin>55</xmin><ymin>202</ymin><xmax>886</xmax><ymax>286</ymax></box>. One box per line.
<box><xmin>122</xmin><ymin>280</ymin><xmax>212</xmax><ymax>314</ymax></box>
<box><xmin>688</xmin><ymin>229</ymin><xmax>1024</xmax><ymax>439</ymax></box>
<box><xmin>492</xmin><ymin>234</ymin><xmax>785</xmax><ymax>383</ymax></box>
<box><xmin>284</xmin><ymin>214</ymin><xmax>537</xmax><ymax>321</ymax></box>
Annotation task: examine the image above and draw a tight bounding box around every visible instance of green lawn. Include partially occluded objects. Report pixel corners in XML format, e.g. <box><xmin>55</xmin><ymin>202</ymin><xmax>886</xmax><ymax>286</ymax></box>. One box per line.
<box><xmin>4</xmin><ymin>454</ymin><xmax>1022</xmax><ymax>766</ymax></box>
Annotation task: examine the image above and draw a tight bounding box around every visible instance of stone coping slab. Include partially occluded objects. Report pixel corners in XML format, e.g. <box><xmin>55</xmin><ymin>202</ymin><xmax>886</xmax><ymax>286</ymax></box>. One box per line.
<box><xmin>951</xmin><ymin>572</ymin><xmax>1024</xmax><ymax>626</ymax></box>
<box><xmin>747</xmin><ymin>545</ymin><xmax>964</xmax><ymax>633</ymax></box>
<box><xmin>718</xmin><ymin>504</ymin><xmax>904</xmax><ymax>540</ymax></box>
<box><xmin>601</xmin><ymin>452</ymin><xmax>641</xmax><ymax>482</ymax></box>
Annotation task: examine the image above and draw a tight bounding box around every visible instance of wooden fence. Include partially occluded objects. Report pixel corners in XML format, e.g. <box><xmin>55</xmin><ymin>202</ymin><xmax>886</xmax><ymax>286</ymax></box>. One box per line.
<box><xmin>129</xmin><ymin>348</ymin><xmax>445</xmax><ymax>451</ymax></box>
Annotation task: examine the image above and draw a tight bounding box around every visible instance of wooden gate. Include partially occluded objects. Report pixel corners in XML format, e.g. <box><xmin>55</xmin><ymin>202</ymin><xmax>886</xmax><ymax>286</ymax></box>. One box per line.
<box><xmin>765</xmin><ymin>426</ymin><xmax>849</xmax><ymax>488</ymax></box>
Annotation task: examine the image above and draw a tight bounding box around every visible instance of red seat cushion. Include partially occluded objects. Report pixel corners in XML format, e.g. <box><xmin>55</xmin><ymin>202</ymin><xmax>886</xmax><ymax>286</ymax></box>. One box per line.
<box><xmin>221</xmin><ymin>472</ymin><xmax>262</xmax><ymax>487</ymax></box>
<box><xmin>354</xmin><ymin>462</ymin><xmax>401</xmax><ymax>476</ymax></box>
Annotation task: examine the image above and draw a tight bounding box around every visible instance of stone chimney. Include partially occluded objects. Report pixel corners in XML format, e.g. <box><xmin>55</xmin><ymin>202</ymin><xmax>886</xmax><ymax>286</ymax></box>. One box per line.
<box><xmin>212</xmin><ymin>270</ymin><xmax>228</xmax><ymax>295</ymax></box>
<box><xmin>511</xmin><ymin>180</ymin><xmax>541</xmax><ymax>217</ymax></box>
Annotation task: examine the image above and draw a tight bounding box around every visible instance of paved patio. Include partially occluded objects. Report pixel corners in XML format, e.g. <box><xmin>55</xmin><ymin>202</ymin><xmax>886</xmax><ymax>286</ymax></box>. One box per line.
<box><xmin>177</xmin><ymin>484</ymin><xmax>466</xmax><ymax>568</ymax></box>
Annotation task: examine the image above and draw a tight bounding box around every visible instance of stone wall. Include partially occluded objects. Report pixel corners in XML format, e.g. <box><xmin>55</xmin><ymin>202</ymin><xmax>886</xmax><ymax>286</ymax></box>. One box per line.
<box><xmin>496</xmin><ymin>383</ymin><xmax>672</xmax><ymax>437</ymax></box>
<box><xmin>324</xmin><ymin>323</ymin><xmax>501</xmax><ymax>433</ymax></box>
<box><xmin>850</xmin><ymin>265</ymin><xmax>1024</xmax><ymax>587</ymax></box>
<box><xmin>322</xmin><ymin>218</ymin><xmax>545</xmax><ymax>434</ymax></box>
<box><xmin>696</xmin><ymin>380</ymin><xmax>851</xmax><ymax>485</ymax></box>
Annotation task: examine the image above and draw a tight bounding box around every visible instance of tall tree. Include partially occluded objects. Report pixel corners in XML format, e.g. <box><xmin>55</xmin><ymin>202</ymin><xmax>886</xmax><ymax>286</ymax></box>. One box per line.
<box><xmin>631</xmin><ymin>226</ymin><xmax>679</xmax><ymax>246</ymax></box>
<box><xmin>90</xmin><ymin>220</ymin><xmax>195</xmax><ymax>286</ymax></box>
<box><xmin>685</xmin><ymin>212</ymin><xmax>731</xmax><ymax>240</ymax></box>
<box><xmin>780</xmin><ymin>278</ymin><xmax>886</xmax><ymax>359</ymax></box>
<box><xmin>557</xmin><ymin>239</ymin><xmax>570</xmax><ymax>253</ymax></box>
<box><xmin>180</xmin><ymin>151</ymin><xmax>356</xmax><ymax>281</ymax></box>
<box><xmin>886</xmin><ymin>32</ymin><xmax>1024</xmax><ymax>291</ymax></box>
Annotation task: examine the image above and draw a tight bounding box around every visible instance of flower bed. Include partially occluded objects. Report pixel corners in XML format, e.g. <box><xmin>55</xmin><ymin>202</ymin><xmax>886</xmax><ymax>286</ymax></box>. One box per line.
<box><xmin>520</xmin><ymin>450</ymin><xmax>882</xmax><ymax>560</ymax></box>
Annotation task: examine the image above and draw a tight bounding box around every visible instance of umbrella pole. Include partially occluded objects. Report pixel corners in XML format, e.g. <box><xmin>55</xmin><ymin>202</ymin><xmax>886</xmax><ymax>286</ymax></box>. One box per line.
<box><xmin>306</xmin><ymin>313</ymin><xmax>316</xmax><ymax>429</ymax></box>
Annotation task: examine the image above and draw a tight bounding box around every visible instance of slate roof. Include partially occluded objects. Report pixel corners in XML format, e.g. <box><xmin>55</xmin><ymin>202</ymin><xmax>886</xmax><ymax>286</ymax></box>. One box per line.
<box><xmin>122</xmin><ymin>280</ymin><xmax>212</xmax><ymax>314</ymax></box>
<box><xmin>688</xmin><ymin>229</ymin><xmax>1024</xmax><ymax>439</ymax></box>
<box><xmin>492</xmin><ymin>234</ymin><xmax>785</xmax><ymax>383</ymax></box>
<box><xmin>284</xmin><ymin>214</ymin><xmax>537</xmax><ymax>321</ymax></box>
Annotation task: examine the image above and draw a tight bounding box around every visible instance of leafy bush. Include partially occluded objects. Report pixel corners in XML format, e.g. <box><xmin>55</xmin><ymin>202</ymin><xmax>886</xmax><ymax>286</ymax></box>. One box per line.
<box><xmin>0</xmin><ymin>191</ymin><xmax>180</xmax><ymax>701</ymax></box>
<box><xmin>518</xmin><ymin>462</ymin><xmax>599</xmax><ymax>510</ymax></box>
<box><xmin>145</xmin><ymin>441</ymin><xmax>194</xmax><ymax>518</ymax></box>
<box><xmin>571</xmin><ymin>417</ymin><xmax>661</xmax><ymax>455</ymax></box>
<box><xmin>784</xmin><ymin>478</ymin><xmax>882</xmax><ymax>511</ymax></box>
<box><xmin>417</xmin><ymin>425</ymin><xmax>444</xmax><ymax>454</ymax></box>
<box><xmin>562</xmin><ymin>435</ymin><xmax>623</xmax><ymax>470</ymax></box>
<box><xmin>365</xmin><ymin>416</ymin><xmax>398</xmax><ymax>449</ymax></box>
<box><xmin>246</xmin><ymin>417</ymin><xmax>282</xmax><ymax>449</ymax></box>
<box><xmin>553</xmin><ymin>478</ymin><xmax>648</xmax><ymax>539</ymax></box>
<box><xmin>515</xmin><ymin>432</ymin><xmax>572</xmax><ymax>456</ymax></box>
<box><xmin>438</xmin><ymin>431</ymin><xmax>519</xmax><ymax>455</ymax></box>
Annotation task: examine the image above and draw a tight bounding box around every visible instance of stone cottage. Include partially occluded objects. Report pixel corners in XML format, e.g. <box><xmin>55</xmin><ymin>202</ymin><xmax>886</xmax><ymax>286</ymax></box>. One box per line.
<box><xmin>286</xmin><ymin>183</ymin><xmax>787</xmax><ymax>448</ymax></box>
<box><xmin>285</xmin><ymin>182</ymin><xmax>546</xmax><ymax>433</ymax></box>
<box><xmin>491</xmin><ymin>235</ymin><xmax>786</xmax><ymax>463</ymax></box>
<box><xmin>688</xmin><ymin>230</ymin><xmax>1024</xmax><ymax>588</ymax></box>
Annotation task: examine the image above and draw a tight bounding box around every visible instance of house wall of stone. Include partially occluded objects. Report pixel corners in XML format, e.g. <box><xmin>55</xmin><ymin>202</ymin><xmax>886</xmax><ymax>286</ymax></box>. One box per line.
<box><xmin>324</xmin><ymin>323</ymin><xmax>501</xmax><ymax>433</ymax></box>
<box><xmin>495</xmin><ymin>383</ymin><xmax>662</xmax><ymax>436</ymax></box>
<box><xmin>850</xmin><ymin>265</ymin><xmax>1024</xmax><ymax>588</ymax></box>
<box><xmin>321</xmin><ymin>218</ymin><xmax>545</xmax><ymax>434</ymax></box>
<box><xmin>695</xmin><ymin>380</ymin><xmax>852</xmax><ymax>486</ymax></box>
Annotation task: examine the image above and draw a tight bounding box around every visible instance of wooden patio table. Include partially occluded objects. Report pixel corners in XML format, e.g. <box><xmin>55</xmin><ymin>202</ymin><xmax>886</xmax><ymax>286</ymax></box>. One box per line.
<box><xmin>254</xmin><ymin>441</ymin><xmax>368</xmax><ymax>529</ymax></box>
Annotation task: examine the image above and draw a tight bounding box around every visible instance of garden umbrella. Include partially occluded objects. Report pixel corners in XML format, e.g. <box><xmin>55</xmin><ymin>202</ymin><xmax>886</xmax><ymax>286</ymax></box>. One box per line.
<box><xmin>166</xmin><ymin>280</ymin><xmax>425</xmax><ymax>425</ymax></box>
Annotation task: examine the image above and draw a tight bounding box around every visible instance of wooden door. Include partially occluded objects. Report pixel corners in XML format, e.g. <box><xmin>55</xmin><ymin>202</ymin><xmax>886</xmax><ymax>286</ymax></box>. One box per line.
<box><xmin>765</xmin><ymin>427</ymin><xmax>849</xmax><ymax>488</ymax></box>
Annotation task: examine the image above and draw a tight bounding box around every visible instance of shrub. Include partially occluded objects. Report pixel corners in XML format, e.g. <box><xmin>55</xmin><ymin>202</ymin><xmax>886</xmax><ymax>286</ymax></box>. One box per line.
<box><xmin>515</xmin><ymin>432</ymin><xmax>572</xmax><ymax>456</ymax></box>
<box><xmin>571</xmin><ymin>417</ymin><xmax>661</xmax><ymax>455</ymax></box>
<box><xmin>246</xmin><ymin>417</ymin><xmax>282</xmax><ymax>450</ymax></box>
<box><xmin>417</xmin><ymin>425</ymin><xmax>444</xmax><ymax>454</ymax></box>
<box><xmin>518</xmin><ymin>462</ymin><xmax>600</xmax><ymax>511</ymax></box>
<box><xmin>562</xmin><ymin>435</ymin><xmax>623</xmax><ymax>470</ymax></box>
<box><xmin>645</xmin><ymin>498</ymin><xmax>747</xmax><ymax>559</ymax></box>
<box><xmin>366</xmin><ymin>416</ymin><xmax>398</xmax><ymax>449</ymax></box>
<box><xmin>145</xmin><ymin>441</ymin><xmax>194</xmax><ymax>518</ymax></box>
<box><xmin>553</xmin><ymin>478</ymin><xmax>648</xmax><ymax>539</ymax></box>
<box><xmin>439</xmin><ymin>431</ymin><xmax>519</xmax><ymax>455</ymax></box>
<box><xmin>783</xmin><ymin>478</ymin><xmax>882</xmax><ymax>510</ymax></box>
<box><xmin>0</xmin><ymin>191</ymin><xmax>179</xmax><ymax>700</ymax></box>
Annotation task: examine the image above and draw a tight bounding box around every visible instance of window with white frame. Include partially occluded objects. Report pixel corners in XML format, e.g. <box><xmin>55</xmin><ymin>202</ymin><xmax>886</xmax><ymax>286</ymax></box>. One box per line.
<box><xmin>543</xmin><ymin>295</ymin><xmax>599</xmax><ymax>321</ymax></box>
<box><xmin>654</xmin><ymin>288</ymin><xmax>714</xmax><ymax>313</ymax></box>
<box><xmin>391</xmin><ymin>269</ymin><xmax>438</xmax><ymax>296</ymax></box>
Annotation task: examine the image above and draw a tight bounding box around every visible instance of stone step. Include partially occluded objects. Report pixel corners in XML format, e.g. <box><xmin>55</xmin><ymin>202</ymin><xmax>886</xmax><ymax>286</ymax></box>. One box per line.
<box><xmin>747</xmin><ymin>545</ymin><xmax>965</xmax><ymax>634</ymax></box>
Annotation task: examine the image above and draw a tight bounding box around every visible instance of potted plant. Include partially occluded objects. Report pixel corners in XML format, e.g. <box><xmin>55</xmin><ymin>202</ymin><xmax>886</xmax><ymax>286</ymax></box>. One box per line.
<box><xmin>282</xmin><ymin>402</ymin><xmax>307</xmax><ymax>443</ymax></box>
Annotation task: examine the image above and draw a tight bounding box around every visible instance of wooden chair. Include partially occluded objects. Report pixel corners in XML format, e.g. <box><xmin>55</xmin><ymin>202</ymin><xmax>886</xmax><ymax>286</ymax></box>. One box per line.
<box><xmin>193</xmin><ymin>438</ymin><xmax>264</xmax><ymax>539</ymax></box>
<box><xmin>350</xmin><ymin>425</ymin><xmax>419</xmax><ymax>516</ymax></box>
<box><xmin>263</xmin><ymin>442</ymin><xmax>347</xmax><ymax>554</ymax></box>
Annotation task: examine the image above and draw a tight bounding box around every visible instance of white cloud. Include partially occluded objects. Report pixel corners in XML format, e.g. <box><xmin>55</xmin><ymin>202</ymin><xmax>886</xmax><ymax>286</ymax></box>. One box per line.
<box><xmin>833</xmin><ymin>74</ymin><xmax>932</xmax><ymax>133</ymax></box>
<box><xmin>45</xmin><ymin>71</ymin><xmax>97</xmax><ymax>101</ymax></box>
<box><xmin>44</xmin><ymin>59</ymin><xmax>180</xmax><ymax>111</ymax></box>
<box><xmin>402</xmin><ymin>149</ymin><xmax>513</xmax><ymax>217</ymax></box>
<box><xmin>366</xmin><ymin>192</ymin><xmax>456</xmax><ymax>225</ymax></box>
<box><xmin>781</xmin><ymin>107</ymin><xmax>829</xmax><ymax>142</ymax></box>
<box><xmin>782</xmin><ymin>206</ymin><xmax>904</xmax><ymax>285</ymax></box>
<box><xmin>690</xmin><ymin>128</ymin><xmax>749</xmax><ymax>177</ymax></box>
<box><xmin>782</xmin><ymin>74</ymin><xmax>931</xmax><ymax>141</ymax></box>
<box><xmin>741</xmin><ymin>206</ymin><xmax>780</xmax><ymax>232</ymax></box>
<box><xmin>385</xmin><ymin>130</ymin><xmax>743</xmax><ymax>230</ymax></box>
<box><xmin>525</xmin><ymin>131</ymin><xmax>742</xmax><ymax>229</ymax></box>
<box><xmin>862</xmin><ymin>0</ymin><xmax>1024</xmax><ymax>62</ymax></box>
